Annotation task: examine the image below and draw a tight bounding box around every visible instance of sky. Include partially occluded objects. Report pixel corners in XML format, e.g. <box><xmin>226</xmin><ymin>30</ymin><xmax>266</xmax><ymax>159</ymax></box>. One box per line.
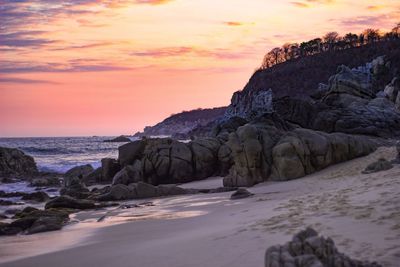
<box><xmin>0</xmin><ymin>0</ymin><xmax>399</xmax><ymax>137</ymax></box>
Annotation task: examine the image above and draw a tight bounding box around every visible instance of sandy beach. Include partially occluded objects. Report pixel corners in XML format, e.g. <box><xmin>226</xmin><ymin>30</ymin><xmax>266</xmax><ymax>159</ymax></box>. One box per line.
<box><xmin>1</xmin><ymin>146</ymin><xmax>399</xmax><ymax>267</ymax></box>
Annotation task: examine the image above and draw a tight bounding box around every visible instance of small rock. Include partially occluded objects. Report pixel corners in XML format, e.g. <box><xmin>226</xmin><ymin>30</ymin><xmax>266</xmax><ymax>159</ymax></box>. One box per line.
<box><xmin>362</xmin><ymin>158</ymin><xmax>393</xmax><ymax>174</ymax></box>
<box><xmin>230</xmin><ymin>188</ymin><xmax>254</xmax><ymax>200</ymax></box>
<box><xmin>0</xmin><ymin>199</ymin><xmax>23</xmax><ymax>206</ymax></box>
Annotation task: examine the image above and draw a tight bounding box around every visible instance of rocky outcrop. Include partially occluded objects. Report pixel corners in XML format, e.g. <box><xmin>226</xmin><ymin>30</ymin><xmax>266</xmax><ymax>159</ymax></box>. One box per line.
<box><xmin>222</xmin><ymin>121</ymin><xmax>375</xmax><ymax>187</ymax></box>
<box><xmin>60</xmin><ymin>176</ymin><xmax>90</xmax><ymax>199</ymax></box>
<box><xmin>264</xmin><ymin>227</ymin><xmax>381</xmax><ymax>267</ymax></box>
<box><xmin>0</xmin><ymin>147</ymin><xmax>38</xmax><ymax>177</ymax></box>
<box><xmin>103</xmin><ymin>135</ymin><xmax>131</xmax><ymax>142</ymax></box>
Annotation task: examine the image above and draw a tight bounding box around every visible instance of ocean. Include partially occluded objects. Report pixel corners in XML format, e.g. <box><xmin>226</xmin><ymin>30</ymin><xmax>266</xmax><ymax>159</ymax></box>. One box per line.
<box><xmin>0</xmin><ymin>136</ymin><xmax>137</xmax><ymax>174</ymax></box>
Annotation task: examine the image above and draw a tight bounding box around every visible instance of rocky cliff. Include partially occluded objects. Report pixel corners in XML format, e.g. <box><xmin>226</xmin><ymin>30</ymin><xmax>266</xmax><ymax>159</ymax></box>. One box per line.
<box><xmin>134</xmin><ymin>107</ymin><xmax>226</xmax><ymax>139</ymax></box>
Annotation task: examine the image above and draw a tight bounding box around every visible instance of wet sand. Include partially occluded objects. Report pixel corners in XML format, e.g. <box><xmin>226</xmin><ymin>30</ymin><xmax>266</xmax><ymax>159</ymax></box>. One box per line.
<box><xmin>1</xmin><ymin>147</ymin><xmax>400</xmax><ymax>267</ymax></box>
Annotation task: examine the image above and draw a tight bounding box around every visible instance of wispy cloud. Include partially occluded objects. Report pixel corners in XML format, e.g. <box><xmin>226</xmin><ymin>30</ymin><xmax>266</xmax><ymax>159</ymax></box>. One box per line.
<box><xmin>51</xmin><ymin>42</ymin><xmax>114</xmax><ymax>51</ymax></box>
<box><xmin>0</xmin><ymin>60</ymin><xmax>133</xmax><ymax>73</ymax></box>
<box><xmin>130</xmin><ymin>46</ymin><xmax>250</xmax><ymax>59</ymax></box>
<box><xmin>290</xmin><ymin>2</ymin><xmax>309</xmax><ymax>8</ymax></box>
<box><xmin>0</xmin><ymin>77</ymin><xmax>59</xmax><ymax>84</ymax></box>
<box><xmin>331</xmin><ymin>14</ymin><xmax>397</xmax><ymax>29</ymax></box>
<box><xmin>223</xmin><ymin>21</ymin><xmax>244</xmax><ymax>26</ymax></box>
<box><xmin>134</xmin><ymin>0</ymin><xmax>174</xmax><ymax>5</ymax></box>
<box><xmin>291</xmin><ymin>0</ymin><xmax>334</xmax><ymax>8</ymax></box>
<box><xmin>0</xmin><ymin>31</ymin><xmax>56</xmax><ymax>48</ymax></box>
<box><xmin>367</xmin><ymin>5</ymin><xmax>383</xmax><ymax>11</ymax></box>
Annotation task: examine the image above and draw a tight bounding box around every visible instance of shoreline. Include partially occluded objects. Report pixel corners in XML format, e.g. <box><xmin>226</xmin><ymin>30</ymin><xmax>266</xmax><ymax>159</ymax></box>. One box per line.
<box><xmin>1</xmin><ymin>146</ymin><xmax>399</xmax><ymax>266</ymax></box>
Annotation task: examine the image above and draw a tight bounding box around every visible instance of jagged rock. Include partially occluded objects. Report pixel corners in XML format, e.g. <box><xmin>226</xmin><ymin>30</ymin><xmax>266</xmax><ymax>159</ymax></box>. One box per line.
<box><xmin>45</xmin><ymin>195</ymin><xmax>95</xmax><ymax>210</ymax></box>
<box><xmin>118</xmin><ymin>140</ymin><xmax>146</xmax><ymax>166</ymax></box>
<box><xmin>0</xmin><ymin>147</ymin><xmax>38</xmax><ymax>177</ymax></box>
<box><xmin>103</xmin><ymin>135</ymin><xmax>131</xmax><ymax>142</ymax></box>
<box><xmin>384</xmin><ymin>77</ymin><xmax>400</xmax><ymax>102</ymax></box>
<box><xmin>224</xmin><ymin>89</ymin><xmax>274</xmax><ymax>120</ymax></box>
<box><xmin>230</xmin><ymin>188</ymin><xmax>253</xmax><ymax>200</ymax></box>
<box><xmin>101</xmin><ymin>158</ymin><xmax>121</xmax><ymax>182</ymax></box>
<box><xmin>362</xmin><ymin>158</ymin><xmax>393</xmax><ymax>174</ymax></box>
<box><xmin>264</xmin><ymin>227</ymin><xmax>382</xmax><ymax>267</ymax></box>
<box><xmin>21</xmin><ymin>191</ymin><xmax>50</xmax><ymax>202</ymax></box>
<box><xmin>326</xmin><ymin>65</ymin><xmax>374</xmax><ymax>99</ymax></box>
<box><xmin>64</xmin><ymin>164</ymin><xmax>94</xmax><ymax>180</ymax></box>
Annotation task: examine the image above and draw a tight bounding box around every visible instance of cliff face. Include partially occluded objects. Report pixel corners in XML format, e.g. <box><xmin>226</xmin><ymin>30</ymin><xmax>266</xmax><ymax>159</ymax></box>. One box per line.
<box><xmin>226</xmin><ymin>40</ymin><xmax>400</xmax><ymax>118</ymax></box>
<box><xmin>134</xmin><ymin>107</ymin><xmax>227</xmax><ymax>138</ymax></box>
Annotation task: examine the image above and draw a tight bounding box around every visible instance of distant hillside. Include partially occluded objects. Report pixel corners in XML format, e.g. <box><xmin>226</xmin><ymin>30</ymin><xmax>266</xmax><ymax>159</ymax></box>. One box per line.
<box><xmin>134</xmin><ymin>107</ymin><xmax>227</xmax><ymax>138</ymax></box>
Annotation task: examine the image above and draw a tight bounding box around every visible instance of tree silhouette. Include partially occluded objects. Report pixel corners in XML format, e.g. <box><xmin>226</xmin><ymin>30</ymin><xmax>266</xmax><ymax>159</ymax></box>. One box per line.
<box><xmin>259</xmin><ymin>23</ymin><xmax>398</xmax><ymax>70</ymax></box>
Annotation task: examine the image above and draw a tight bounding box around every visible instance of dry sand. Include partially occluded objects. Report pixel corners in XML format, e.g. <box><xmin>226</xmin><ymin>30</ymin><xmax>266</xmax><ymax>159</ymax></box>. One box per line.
<box><xmin>1</xmin><ymin>147</ymin><xmax>400</xmax><ymax>267</ymax></box>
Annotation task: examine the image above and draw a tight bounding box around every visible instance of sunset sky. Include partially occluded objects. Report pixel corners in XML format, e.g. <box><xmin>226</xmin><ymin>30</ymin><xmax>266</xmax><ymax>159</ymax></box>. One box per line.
<box><xmin>1</xmin><ymin>0</ymin><xmax>399</xmax><ymax>137</ymax></box>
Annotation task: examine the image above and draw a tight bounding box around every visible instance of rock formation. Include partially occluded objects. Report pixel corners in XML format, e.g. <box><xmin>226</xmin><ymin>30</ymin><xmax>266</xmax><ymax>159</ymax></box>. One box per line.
<box><xmin>264</xmin><ymin>227</ymin><xmax>382</xmax><ymax>267</ymax></box>
<box><xmin>0</xmin><ymin>147</ymin><xmax>38</xmax><ymax>177</ymax></box>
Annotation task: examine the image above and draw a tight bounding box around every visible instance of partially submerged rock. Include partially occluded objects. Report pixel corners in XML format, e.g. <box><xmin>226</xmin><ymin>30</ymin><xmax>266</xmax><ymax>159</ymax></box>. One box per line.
<box><xmin>264</xmin><ymin>227</ymin><xmax>382</xmax><ymax>267</ymax></box>
<box><xmin>21</xmin><ymin>191</ymin><xmax>50</xmax><ymax>202</ymax></box>
<box><xmin>64</xmin><ymin>164</ymin><xmax>94</xmax><ymax>180</ymax></box>
<box><xmin>103</xmin><ymin>135</ymin><xmax>131</xmax><ymax>143</ymax></box>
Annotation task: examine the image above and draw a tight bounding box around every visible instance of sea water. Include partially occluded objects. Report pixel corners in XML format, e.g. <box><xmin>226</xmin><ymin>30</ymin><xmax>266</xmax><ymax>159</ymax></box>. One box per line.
<box><xmin>0</xmin><ymin>136</ymin><xmax>136</xmax><ymax>173</ymax></box>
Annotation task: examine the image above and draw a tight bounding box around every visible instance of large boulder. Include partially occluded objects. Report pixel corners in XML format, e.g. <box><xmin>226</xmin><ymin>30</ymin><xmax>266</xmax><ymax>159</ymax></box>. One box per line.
<box><xmin>118</xmin><ymin>140</ymin><xmax>146</xmax><ymax>166</ymax></box>
<box><xmin>190</xmin><ymin>138</ymin><xmax>221</xmax><ymax>179</ymax></box>
<box><xmin>101</xmin><ymin>158</ymin><xmax>120</xmax><ymax>182</ymax></box>
<box><xmin>264</xmin><ymin>227</ymin><xmax>382</xmax><ymax>267</ymax></box>
<box><xmin>0</xmin><ymin>147</ymin><xmax>38</xmax><ymax>177</ymax></box>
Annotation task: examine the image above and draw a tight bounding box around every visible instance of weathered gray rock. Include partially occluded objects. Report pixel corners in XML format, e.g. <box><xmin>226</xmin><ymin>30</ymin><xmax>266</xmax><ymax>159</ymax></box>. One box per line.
<box><xmin>264</xmin><ymin>227</ymin><xmax>382</xmax><ymax>267</ymax></box>
<box><xmin>326</xmin><ymin>65</ymin><xmax>374</xmax><ymax>99</ymax></box>
<box><xmin>45</xmin><ymin>195</ymin><xmax>95</xmax><ymax>210</ymax></box>
<box><xmin>0</xmin><ymin>147</ymin><xmax>38</xmax><ymax>177</ymax></box>
<box><xmin>362</xmin><ymin>158</ymin><xmax>393</xmax><ymax>174</ymax></box>
<box><xmin>82</xmin><ymin>167</ymin><xmax>102</xmax><ymax>185</ymax></box>
<box><xmin>230</xmin><ymin>188</ymin><xmax>253</xmax><ymax>200</ymax></box>
<box><xmin>101</xmin><ymin>158</ymin><xmax>120</xmax><ymax>182</ymax></box>
<box><xmin>118</xmin><ymin>140</ymin><xmax>146</xmax><ymax>166</ymax></box>
<box><xmin>103</xmin><ymin>135</ymin><xmax>131</xmax><ymax>142</ymax></box>
<box><xmin>223</xmin><ymin>123</ymin><xmax>375</xmax><ymax>187</ymax></box>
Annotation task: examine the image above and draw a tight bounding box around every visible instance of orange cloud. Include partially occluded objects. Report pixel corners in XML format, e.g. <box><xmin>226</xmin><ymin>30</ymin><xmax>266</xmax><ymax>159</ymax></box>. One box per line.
<box><xmin>224</xmin><ymin>21</ymin><xmax>244</xmax><ymax>26</ymax></box>
<box><xmin>290</xmin><ymin>2</ymin><xmax>310</xmax><ymax>8</ymax></box>
<box><xmin>367</xmin><ymin>5</ymin><xmax>383</xmax><ymax>11</ymax></box>
<box><xmin>134</xmin><ymin>0</ymin><xmax>174</xmax><ymax>5</ymax></box>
